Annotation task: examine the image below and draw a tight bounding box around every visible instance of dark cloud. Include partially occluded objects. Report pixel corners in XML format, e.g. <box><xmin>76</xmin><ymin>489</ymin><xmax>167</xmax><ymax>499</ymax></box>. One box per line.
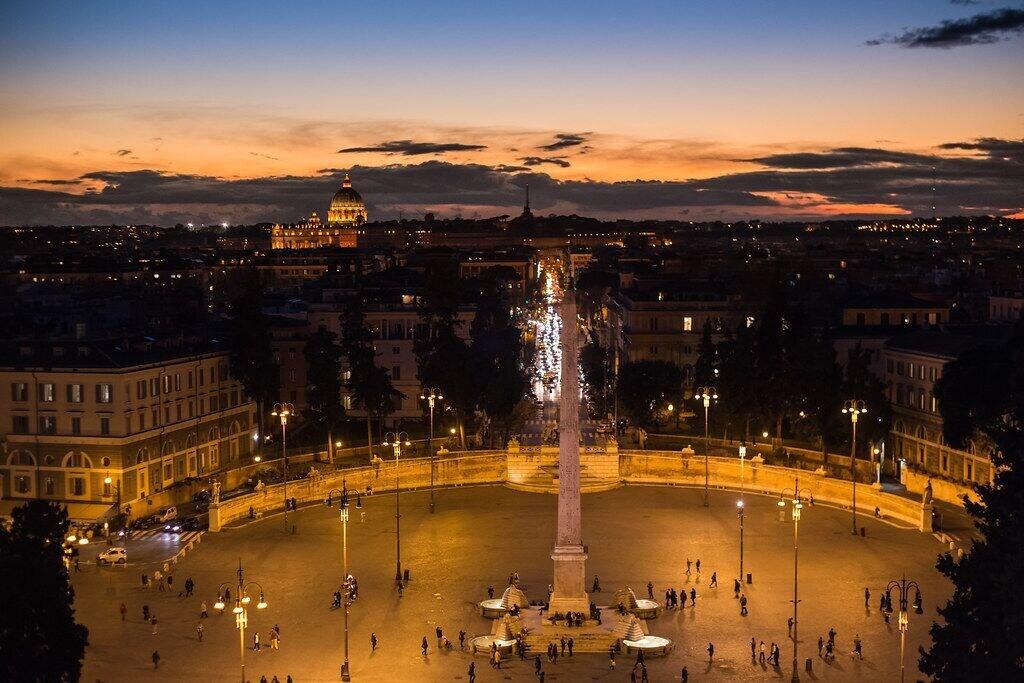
<box><xmin>115</xmin><ymin>149</ymin><xmax>132</xmax><ymax>157</ymax></box>
<box><xmin>518</xmin><ymin>156</ymin><xmax>572</xmax><ymax>168</ymax></box>
<box><xmin>338</xmin><ymin>139</ymin><xmax>487</xmax><ymax>155</ymax></box>
<box><xmin>950</xmin><ymin>0</ymin><xmax>980</xmax><ymax>5</ymax></box>
<box><xmin>2</xmin><ymin>138</ymin><xmax>1020</xmax><ymax>225</ymax></box>
<box><xmin>867</xmin><ymin>7</ymin><xmax>1024</xmax><ymax>48</ymax></box>
<box><xmin>250</xmin><ymin>151</ymin><xmax>280</xmax><ymax>161</ymax></box>
<box><xmin>537</xmin><ymin>133</ymin><xmax>589</xmax><ymax>151</ymax></box>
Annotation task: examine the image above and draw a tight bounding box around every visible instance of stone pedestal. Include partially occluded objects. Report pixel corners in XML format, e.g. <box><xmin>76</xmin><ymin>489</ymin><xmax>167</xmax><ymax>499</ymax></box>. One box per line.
<box><xmin>919</xmin><ymin>503</ymin><xmax>933</xmax><ymax>532</ymax></box>
<box><xmin>549</xmin><ymin>545</ymin><xmax>590</xmax><ymax>613</ymax></box>
<box><xmin>208</xmin><ymin>503</ymin><xmax>222</xmax><ymax>532</ymax></box>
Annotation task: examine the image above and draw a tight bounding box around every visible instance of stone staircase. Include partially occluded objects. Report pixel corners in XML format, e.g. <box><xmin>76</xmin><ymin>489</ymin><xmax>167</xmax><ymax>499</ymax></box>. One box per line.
<box><xmin>506</xmin><ymin>466</ymin><xmax>620</xmax><ymax>494</ymax></box>
<box><xmin>523</xmin><ymin>624</ymin><xmax>620</xmax><ymax>654</ymax></box>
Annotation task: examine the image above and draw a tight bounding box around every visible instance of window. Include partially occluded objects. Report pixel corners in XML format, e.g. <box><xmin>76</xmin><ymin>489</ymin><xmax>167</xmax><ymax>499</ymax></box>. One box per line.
<box><xmin>164</xmin><ymin>406</ymin><xmax>171</xmax><ymax>424</ymax></box>
<box><xmin>11</xmin><ymin>382</ymin><xmax>28</xmax><ymax>401</ymax></box>
<box><xmin>71</xmin><ymin>417</ymin><xmax>81</xmax><ymax>435</ymax></box>
<box><xmin>44</xmin><ymin>477</ymin><xmax>55</xmax><ymax>495</ymax></box>
<box><xmin>940</xmin><ymin>452</ymin><xmax>948</xmax><ymax>472</ymax></box>
<box><xmin>39</xmin><ymin>383</ymin><xmax>55</xmax><ymax>402</ymax></box>
<box><xmin>139</xmin><ymin>412</ymin><xmax>146</xmax><ymax>430</ymax></box>
<box><xmin>70</xmin><ymin>477</ymin><xmax>85</xmax><ymax>496</ymax></box>
<box><xmin>151</xmin><ymin>408</ymin><xmax>158</xmax><ymax>426</ymax></box>
<box><xmin>12</xmin><ymin>415</ymin><xmax>29</xmax><ymax>433</ymax></box>
<box><xmin>966</xmin><ymin>462</ymin><xmax>973</xmax><ymax>481</ymax></box>
<box><xmin>927</xmin><ymin>312</ymin><xmax>938</xmax><ymax>325</ymax></box>
<box><xmin>683</xmin><ymin>316</ymin><xmax>693</xmax><ymax>332</ymax></box>
<box><xmin>856</xmin><ymin>312</ymin><xmax>866</xmax><ymax>326</ymax></box>
<box><xmin>649</xmin><ymin>317</ymin><xmax>658</xmax><ymax>331</ymax></box>
<box><xmin>746</xmin><ymin>316</ymin><xmax>755</xmax><ymax>328</ymax></box>
<box><xmin>649</xmin><ymin>345</ymin><xmax>658</xmax><ymax>356</ymax></box>
<box><xmin>174</xmin><ymin>373</ymin><xmax>181</xmax><ymax>391</ymax></box>
<box><xmin>187</xmin><ymin>371</ymin><xmax>194</xmax><ymax>389</ymax></box>
<box><xmin>198</xmin><ymin>368</ymin><xmax>205</xmax><ymax>386</ymax></box>
<box><xmin>930</xmin><ymin>395</ymin><xmax>938</xmax><ymax>413</ymax></box>
<box><xmin>149</xmin><ymin>377</ymin><xmax>159</xmax><ymax>396</ymax></box>
<box><xmin>392</xmin><ymin>366</ymin><xmax>402</xmax><ymax>381</ymax></box>
<box><xmin>15</xmin><ymin>476</ymin><xmax>31</xmax><ymax>494</ymax></box>
<box><xmin>96</xmin><ymin>383</ymin><xmax>113</xmax><ymax>403</ymax></box>
<box><xmin>67</xmin><ymin>384</ymin><xmax>83</xmax><ymax>403</ymax></box>
<box><xmin>393</xmin><ymin>346</ymin><xmax>400</xmax><ymax>355</ymax></box>
<box><xmin>928</xmin><ymin>367</ymin><xmax>937</xmax><ymax>382</ymax></box>
<box><xmin>231</xmin><ymin>389</ymin><xmax>239</xmax><ymax>406</ymax></box>
<box><xmin>219</xmin><ymin>363</ymin><xmax>228</xmax><ymax>381</ymax></box>
<box><xmin>162</xmin><ymin>375</ymin><xmax>171</xmax><ymax>394</ymax></box>
<box><xmin>211</xmin><ymin>394</ymin><xmax>219</xmax><ymax>411</ymax></box>
<box><xmin>886</xmin><ymin>359</ymin><xmax>894</xmax><ymax>373</ymax></box>
<box><xmin>137</xmin><ymin>380</ymin><xmax>147</xmax><ymax>400</ymax></box>
<box><xmin>176</xmin><ymin>403</ymin><xmax>182</xmax><ymax>421</ymax></box>
<box><xmin>164</xmin><ymin>463</ymin><xmax>173</xmax><ymax>481</ymax></box>
<box><xmin>907</xmin><ymin>362</ymin><xmax>915</xmax><ymax>379</ymax></box>
<box><xmin>880</xmin><ymin>312</ymin><xmax>890</xmax><ymax>326</ymax></box>
<box><xmin>919</xmin><ymin>390</ymin><xmax>926</xmax><ymax>409</ymax></box>
<box><xmin>896</xmin><ymin>361</ymin><xmax>904</xmax><ymax>376</ymax></box>
<box><xmin>39</xmin><ymin>415</ymin><xmax>56</xmax><ymax>434</ymax></box>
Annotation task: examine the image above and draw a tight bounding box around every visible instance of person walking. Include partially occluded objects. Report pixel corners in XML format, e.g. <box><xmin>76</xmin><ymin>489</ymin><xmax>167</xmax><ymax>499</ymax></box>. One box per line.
<box><xmin>421</xmin><ymin>636</ymin><xmax>428</xmax><ymax>656</ymax></box>
<box><xmin>593</xmin><ymin>575</ymin><xmax>601</xmax><ymax>592</ymax></box>
<box><xmin>681</xmin><ymin>665</ymin><xmax>689</xmax><ymax>681</ymax></box>
<box><xmin>468</xmin><ymin>661</ymin><xmax>476</xmax><ymax>683</ymax></box>
<box><xmin>119</xmin><ymin>602</ymin><xmax>127</xmax><ymax>622</ymax></box>
<box><xmin>759</xmin><ymin>640</ymin><xmax>766</xmax><ymax>664</ymax></box>
<box><xmin>864</xmin><ymin>587</ymin><xmax>871</xmax><ymax>608</ymax></box>
<box><xmin>185</xmin><ymin>577</ymin><xmax>194</xmax><ymax>597</ymax></box>
<box><xmin>641</xmin><ymin>664</ymin><xmax>650</xmax><ymax>682</ymax></box>
<box><xmin>853</xmin><ymin>634</ymin><xmax>863</xmax><ymax>659</ymax></box>
<box><xmin>707</xmin><ymin>641</ymin><xmax>715</xmax><ymax>661</ymax></box>
<box><xmin>436</xmin><ymin>626</ymin><xmax>444</xmax><ymax>648</ymax></box>
<box><xmin>200</xmin><ymin>601</ymin><xmax>208</xmax><ymax>618</ymax></box>
<box><xmin>568</xmin><ymin>637</ymin><xmax>574</xmax><ymax>656</ymax></box>
<box><xmin>818</xmin><ymin>635</ymin><xmax>824</xmax><ymax>657</ymax></box>
<box><xmin>690</xmin><ymin>588</ymin><xmax>697</xmax><ymax>607</ymax></box>
<box><xmin>750</xmin><ymin>637</ymin><xmax>756</xmax><ymax>658</ymax></box>
<box><xmin>664</xmin><ymin>589</ymin><xmax>671</xmax><ymax>609</ymax></box>
<box><xmin>788</xmin><ymin>617</ymin><xmax>794</xmax><ymax>636</ymax></box>
<box><xmin>734</xmin><ymin>578</ymin><xmax>741</xmax><ymax>597</ymax></box>
<box><xmin>150</xmin><ymin>615</ymin><xmax>158</xmax><ymax>635</ymax></box>
<box><xmin>609</xmin><ymin>646</ymin><xmax>616</xmax><ymax>670</ymax></box>
<box><xmin>253</xmin><ymin>632</ymin><xmax>261</xmax><ymax>652</ymax></box>
<box><xmin>647</xmin><ymin>581</ymin><xmax>654</xmax><ymax>599</ymax></box>
<box><xmin>488</xmin><ymin>585</ymin><xmax>494</xmax><ymax>599</ymax></box>
<box><xmin>535</xmin><ymin>654</ymin><xmax>543</xmax><ymax>674</ymax></box>
<box><xmin>696</xmin><ymin>559</ymin><xmax>701</xmax><ymax>576</ymax></box>
<box><xmin>685</xmin><ymin>558</ymin><xmax>692</xmax><ymax>576</ymax></box>
<box><xmin>560</xmin><ymin>636</ymin><xmax>566</xmax><ymax>656</ymax></box>
<box><xmin>458</xmin><ymin>630</ymin><xmax>466</xmax><ymax>650</ymax></box>
<box><xmin>828</xmin><ymin>627</ymin><xmax>836</xmax><ymax>646</ymax></box>
<box><xmin>142</xmin><ymin>605</ymin><xmax>150</xmax><ymax>622</ymax></box>
<box><xmin>371</xmin><ymin>632</ymin><xmax>378</xmax><ymax>652</ymax></box>
<box><xmin>167</xmin><ymin>574</ymin><xmax>174</xmax><ymax>591</ymax></box>
<box><xmin>710</xmin><ymin>571</ymin><xmax>717</xmax><ymax>588</ymax></box>
<box><xmin>196</xmin><ymin>622</ymin><xmax>204</xmax><ymax>642</ymax></box>
<box><xmin>740</xmin><ymin>593</ymin><xmax>748</xmax><ymax>615</ymax></box>
<box><xmin>271</xmin><ymin>627</ymin><xmax>280</xmax><ymax>650</ymax></box>
<box><xmin>152</xmin><ymin>651</ymin><xmax>160</xmax><ymax>670</ymax></box>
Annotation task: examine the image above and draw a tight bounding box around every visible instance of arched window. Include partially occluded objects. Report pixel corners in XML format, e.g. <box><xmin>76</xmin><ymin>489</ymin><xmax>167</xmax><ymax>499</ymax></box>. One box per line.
<box><xmin>43</xmin><ymin>455</ymin><xmax>55</xmax><ymax>466</ymax></box>
<box><xmin>7</xmin><ymin>450</ymin><xmax>35</xmax><ymax>466</ymax></box>
<box><xmin>186</xmin><ymin>432</ymin><xmax>198</xmax><ymax>449</ymax></box>
<box><xmin>228</xmin><ymin>420</ymin><xmax>240</xmax><ymax>435</ymax></box>
<box><xmin>62</xmin><ymin>451</ymin><xmax>93</xmax><ymax>468</ymax></box>
<box><xmin>916</xmin><ymin>426</ymin><xmax>926</xmax><ymax>440</ymax></box>
<box><xmin>968</xmin><ymin>441</ymin><xmax>977</xmax><ymax>455</ymax></box>
<box><xmin>893</xmin><ymin>420</ymin><xmax>905</xmax><ymax>434</ymax></box>
<box><xmin>208</xmin><ymin>426</ymin><xmax>220</xmax><ymax>443</ymax></box>
<box><xmin>135</xmin><ymin>448</ymin><xmax>148</xmax><ymax>465</ymax></box>
<box><xmin>161</xmin><ymin>441</ymin><xmax>175</xmax><ymax>456</ymax></box>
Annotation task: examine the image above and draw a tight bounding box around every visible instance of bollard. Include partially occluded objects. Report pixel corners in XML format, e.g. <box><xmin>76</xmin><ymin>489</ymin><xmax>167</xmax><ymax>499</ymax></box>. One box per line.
<box><xmin>860</xmin><ymin>527</ymin><xmax>865</xmax><ymax>537</ymax></box>
<box><xmin>403</xmin><ymin>568</ymin><xmax>411</xmax><ymax>583</ymax></box>
<box><xmin>746</xmin><ymin>573</ymin><xmax>752</xmax><ymax>584</ymax></box>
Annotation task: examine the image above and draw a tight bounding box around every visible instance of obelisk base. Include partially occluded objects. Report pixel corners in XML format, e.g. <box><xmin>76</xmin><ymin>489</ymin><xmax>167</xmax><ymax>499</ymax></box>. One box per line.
<box><xmin>549</xmin><ymin>544</ymin><xmax>590</xmax><ymax>613</ymax></box>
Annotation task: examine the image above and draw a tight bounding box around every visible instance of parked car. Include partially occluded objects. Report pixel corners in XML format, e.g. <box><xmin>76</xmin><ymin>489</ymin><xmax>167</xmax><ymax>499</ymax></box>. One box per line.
<box><xmin>97</xmin><ymin>547</ymin><xmax>127</xmax><ymax>565</ymax></box>
<box><xmin>154</xmin><ymin>506</ymin><xmax>177</xmax><ymax>523</ymax></box>
<box><xmin>179</xmin><ymin>516</ymin><xmax>205</xmax><ymax>531</ymax></box>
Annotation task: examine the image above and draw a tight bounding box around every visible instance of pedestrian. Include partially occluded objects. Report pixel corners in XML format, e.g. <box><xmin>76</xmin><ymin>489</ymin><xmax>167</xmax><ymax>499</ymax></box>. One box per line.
<box><xmin>468</xmin><ymin>661</ymin><xmax>476</xmax><ymax>683</ymax></box>
<box><xmin>609</xmin><ymin>646</ymin><xmax>616</xmax><ymax>669</ymax></box>
<box><xmin>201</xmin><ymin>601</ymin><xmax>208</xmax><ymax>618</ymax></box>
<box><xmin>685</xmin><ymin>558</ymin><xmax>691</xmax><ymax>576</ymax></box>
<box><xmin>186</xmin><ymin>577</ymin><xmax>194</xmax><ymax>597</ymax></box>
<box><xmin>371</xmin><ymin>632</ymin><xmax>378</xmax><ymax>652</ymax></box>
<box><xmin>788</xmin><ymin>617</ymin><xmax>794</xmax><ymax>635</ymax></box>
<box><xmin>539</xmin><ymin>671</ymin><xmax>545</xmax><ymax>683</ymax></box>
<box><xmin>167</xmin><ymin>574</ymin><xmax>173</xmax><ymax>590</ymax></box>
<box><xmin>74</xmin><ymin>556</ymin><xmax>80</xmax><ymax>572</ymax></box>
<box><xmin>593</xmin><ymin>575</ymin><xmax>601</xmax><ymax>592</ymax></box>
<box><xmin>710</xmin><ymin>571</ymin><xmax>717</xmax><ymax>588</ymax></box>
<box><xmin>560</xmin><ymin>636</ymin><xmax>566</xmax><ymax>656</ymax></box>
<box><xmin>568</xmin><ymin>637</ymin><xmax>574</xmax><ymax>656</ymax></box>
<box><xmin>853</xmin><ymin>634</ymin><xmax>863</xmax><ymax>659</ymax></box>
<box><xmin>152</xmin><ymin>651</ymin><xmax>160</xmax><ymax>670</ymax></box>
<box><xmin>421</xmin><ymin>636</ymin><xmax>428</xmax><ymax>656</ymax></box>
<box><xmin>196</xmin><ymin>622</ymin><xmax>204</xmax><ymax>642</ymax></box>
<box><xmin>535</xmin><ymin>654</ymin><xmax>543</xmax><ymax>674</ymax></box>
<box><xmin>818</xmin><ymin>635</ymin><xmax>824</xmax><ymax>657</ymax></box>
<box><xmin>458</xmin><ymin>630</ymin><xmax>466</xmax><ymax>649</ymax></box>
<box><xmin>260</xmin><ymin>676</ymin><xmax>268</xmax><ymax>683</ymax></box>
<box><xmin>271</xmin><ymin>627</ymin><xmax>280</xmax><ymax>650</ymax></box>
<box><xmin>740</xmin><ymin>593</ymin><xmax>748</xmax><ymax>615</ymax></box>
<box><xmin>647</xmin><ymin>581</ymin><xmax>654</xmax><ymax>599</ymax></box>
<box><xmin>664</xmin><ymin>588</ymin><xmax>671</xmax><ymax>609</ymax></box>
<box><xmin>142</xmin><ymin>573</ymin><xmax>148</xmax><ymax>588</ymax></box>
<box><xmin>690</xmin><ymin>587</ymin><xmax>696</xmax><ymax>606</ymax></box>
<box><xmin>707</xmin><ymin>641</ymin><xmax>714</xmax><ymax>661</ymax></box>
<box><xmin>681</xmin><ymin>665</ymin><xmax>688</xmax><ymax>682</ymax></box>
<box><xmin>253</xmin><ymin>632</ymin><xmax>260</xmax><ymax>651</ymax></box>
<box><xmin>488</xmin><ymin>584</ymin><xmax>494</xmax><ymax>599</ymax></box>
<box><xmin>696</xmin><ymin>559</ymin><xmax>701</xmax><ymax>576</ymax></box>
<box><xmin>272</xmin><ymin>677</ymin><xmax>280</xmax><ymax>683</ymax></box>
<box><xmin>825</xmin><ymin>640</ymin><xmax>834</xmax><ymax>662</ymax></box>
<box><xmin>151</xmin><ymin>616</ymin><xmax>158</xmax><ymax>635</ymax></box>
<box><xmin>734</xmin><ymin>578</ymin><xmax>741</xmax><ymax>597</ymax></box>
<box><xmin>142</xmin><ymin>604</ymin><xmax>150</xmax><ymax>621</ymax></box>
<box><xmin>759</xmin><ymin>641</ymin><xmax>766</xmax><ymax>664</ymax></box>
<box><xmin>828</xmin><ymin>627</ymin><xmax>836</xmax><ymax>645</ymax></box>
<box><xmin>864</xmin><ymin>587</ymin><xmax>871</xmax><ymax>608</ymax></box>
<box><xmin>880</xmin><ymin>594</ymin><xmax>887</xmax><ymax>611</ymax></box>
<box><xmin>641</xmin><ymin>664</ymin><xmax>649</xmax><ymax>682</ymax></box>
<box><xmin>119</xmin><ymin>602</ymin><xmax>127</xmax><ymax>622</ymax></box>
<box><xmin>493</xmin><ymin>648</ymin><xmax>502</xmax><ymax>669</ymax></box>
<box><xmin>750</xmin><ymin>637</ymin><xmax>756</xmax><ymax>658</ymax></box>
<box><xmin>436</xmin><ymin>625</ymin><xmax>443</xmax><ymax>647</ymax></box>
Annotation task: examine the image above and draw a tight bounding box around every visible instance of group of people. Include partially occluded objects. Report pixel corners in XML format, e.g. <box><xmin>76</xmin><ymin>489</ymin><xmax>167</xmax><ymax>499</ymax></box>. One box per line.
<box><xmin>663</xmin><ymin>586</ymin><xmax>699</xmax><ymax>609</ymax></box>
<box><xmin>751</xmin><ymin>637</ymin><xmax>782</xmax><ymax>667</ymax></box>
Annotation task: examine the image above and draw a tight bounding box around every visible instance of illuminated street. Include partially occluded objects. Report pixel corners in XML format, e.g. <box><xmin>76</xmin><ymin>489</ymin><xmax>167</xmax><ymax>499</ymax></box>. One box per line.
<box><xmin>74</xmin><ymin>485</ymin><xmax>949</xmax><ymax>681</ymax></box>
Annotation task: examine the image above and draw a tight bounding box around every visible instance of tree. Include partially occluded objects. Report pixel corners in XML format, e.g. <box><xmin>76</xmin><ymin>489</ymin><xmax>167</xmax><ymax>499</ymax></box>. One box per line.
<box><xmin>304</xmin><ymin>326</ymin><xmax>345</xmax><ymax>458</ymax></box>
<box><xmin>618</xmin><ymin>360</ymin><xmax>685</xmax><ymax>429</ymax></box>
<box><xmin>919</xmin><ymin>330</ymin><xmax>1024</xmax><ymax>679</ymax></box>
<box><xmin>580</xmin><ymin>339</ymin><xmax>612</xmax><ymax>420</ymax></box>
<box><xmin>228</xmin><ymin>270</ymin><xmax>279</xmax><ymax>457</ymax></box>
<box><xmin>339</xmin><ymin>297</ymin><xmax>379</xmax><ymax>457</ymax></box>
<box><xmin>0</xmin><ymin>501</ymin><xmax>89</xmax><ymax>681</ymax></box>
<box><xmin>351</xmin><ymin>364</ymin><xmax>405</xmax><ymax>443</ymax></box>
<box><xmin>692</xmin><ymin>319</ymin><xmax>718</xmax><ymax>389</ymax></box>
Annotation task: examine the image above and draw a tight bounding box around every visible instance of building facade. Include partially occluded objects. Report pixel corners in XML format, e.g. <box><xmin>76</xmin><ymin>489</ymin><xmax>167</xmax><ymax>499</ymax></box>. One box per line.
<box><xmin>0</xmin><ymin>344</ymin><xmax>255</xmax><ymax>519</ymax></box>
<box><xmin>271</xmin><ymin>175</ymin><xmax>367</xmax><ymax>250</ymax></box>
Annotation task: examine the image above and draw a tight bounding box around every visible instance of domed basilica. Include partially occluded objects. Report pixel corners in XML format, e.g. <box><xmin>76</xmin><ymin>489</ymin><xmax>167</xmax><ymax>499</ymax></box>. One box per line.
<box><xmin>271</xmin><ymin>173</ymin><xmax>368</xmax><ymax>249</ymax></box>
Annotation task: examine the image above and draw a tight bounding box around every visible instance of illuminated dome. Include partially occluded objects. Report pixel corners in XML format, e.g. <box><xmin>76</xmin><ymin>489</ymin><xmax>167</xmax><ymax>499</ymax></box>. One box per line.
<box><xmin>328</xmin><ymin>174</ymin><xmax>368</xmax><ymax>226</ymax></box>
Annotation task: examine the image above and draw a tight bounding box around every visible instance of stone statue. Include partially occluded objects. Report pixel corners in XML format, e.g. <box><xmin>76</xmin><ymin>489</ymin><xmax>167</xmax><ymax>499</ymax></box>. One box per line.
<box><xmin>922</xmin><ymin>478</ymin><xmax>933</xmax><ymax>506</ymax></box>
<box><xmin>507</xmin><ymin>436</ymin><xmax>520</xmax><ymax>450</ymax></box>
<box><xmin>211</xmin><ymin>481</ymin><xmax>221</xmax><ymax>504</ymax></box>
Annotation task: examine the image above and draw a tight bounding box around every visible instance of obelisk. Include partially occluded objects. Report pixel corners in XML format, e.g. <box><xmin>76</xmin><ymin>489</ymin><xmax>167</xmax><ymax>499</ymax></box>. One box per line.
<box><xmin>548</xmin><ymin>286</ymin><xmax>590</xmax><ymax>613</ymax></box>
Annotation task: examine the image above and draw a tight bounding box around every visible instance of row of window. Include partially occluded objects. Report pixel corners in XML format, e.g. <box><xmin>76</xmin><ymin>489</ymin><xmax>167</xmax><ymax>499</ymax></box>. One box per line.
<box><xmin>10</xmin><ymin>365</ymin><xmax>231</xmax><ymax>407</ymax></box>
<box><xmin>893</xmin><ymin>384</ymin><xmax>939</xmax><ymax>413</ymax></box>
<box><xmin>12</xmin><ymin>382</ymin><xmax>113</xmax><ymax>404</ymax></box>
<box><xmin>886</xmin><ymin>359</ymin><xmax>938</xmax><ymax>382</ymax></box>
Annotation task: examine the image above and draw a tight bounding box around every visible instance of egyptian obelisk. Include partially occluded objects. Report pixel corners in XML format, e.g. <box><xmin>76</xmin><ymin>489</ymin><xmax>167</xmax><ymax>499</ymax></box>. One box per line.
<box><xmin>548</xmin><ymin>285</ymin><xmax>590</xmax><ymax>613</ymax></box>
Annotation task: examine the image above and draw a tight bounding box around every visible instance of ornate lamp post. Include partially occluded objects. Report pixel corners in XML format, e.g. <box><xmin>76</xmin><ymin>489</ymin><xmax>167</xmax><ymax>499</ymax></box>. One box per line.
<box><xmin>271</xmin><ymin>403</ymin><xmax>294</xmax><ymax>533</ymax></box>
<box><xmin>383</xmin><ymin>431</ymin><xmax>410</xmax><ymax>586</ymax></box>
<box><xmin>885</xmin><ymin>575</ymin><xmax>923</xmax><ymax>683</ymax></box>
<box><xmin>103</xmin><ymin>473</ymin><xmax>122</xmax><ymax>533</ymax></box>
<box><xmin>420</xmin><ymin>389</ymin><xmax>443</xmax><ymax>513</ymax></box>
<box><xmin>784</xmin><ymin>478</ymin><xmax>812</xmax><ymax>682</ymax></box>
<box><xmin>842</xmin><ymin>399</ymin><xmax>867</xmax><ymax>535</ymax></box>
<box><xmin>325</xmin><ymin>487</ymin><xmax>361</xmax><ymax>680</ymax></box>
<box><xmin>736</xmin><ymin>499</ymin><xmax>745</xmax><ymax>583</ymax></box>
<box><xmin>694</xmin><ymin>386</ymin><xmax>718</xmax><ymax>507</ymax></box>
<box><xmin>214</xmin><ymin>561</ymin><xmax>267</xmax><ymax>683</ymax></box>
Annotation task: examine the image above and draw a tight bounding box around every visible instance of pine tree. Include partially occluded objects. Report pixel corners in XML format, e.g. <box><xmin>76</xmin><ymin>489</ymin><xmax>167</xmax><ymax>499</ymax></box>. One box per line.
<box><xmin>304</xmin><ymin>326</ymin><xmax>345</xmax><ymax>453</ymax></box>
<box><xmin>0</xmin><ymin>501</ymin><xmax>89</xmax><ymax>680</ymax></box>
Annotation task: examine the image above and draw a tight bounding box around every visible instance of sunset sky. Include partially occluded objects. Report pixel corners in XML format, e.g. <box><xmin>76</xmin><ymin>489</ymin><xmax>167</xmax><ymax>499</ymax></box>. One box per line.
<box><xmin>1</xmin><ymin>0</ymin><xmax>1022</xmax><ymax>224</ymax></box>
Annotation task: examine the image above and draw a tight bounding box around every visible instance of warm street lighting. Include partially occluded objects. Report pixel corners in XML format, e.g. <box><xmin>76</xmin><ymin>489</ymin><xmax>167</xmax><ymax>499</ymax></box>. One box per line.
<box><xmin>785</xmin><ymin>478</ymin><xmax>813</xmax><ymax>682</ymax></box>
<box><xmin>885</xmin><ymin>575</ymin><xmax>923</xmax><ymax>683</ymax></box>
<box><xmin>420</xmin><ymin>388</ymin><xmax>443</xmax><ymax>513</ymax></box>
<box><xmin>383</xmin><ymin>431</ymin><xmax>411</xmax><ymax>586</ymax></box>
<box><xmin>214</xmin><ymin>560</ymin><xmax>268</xmax><ymax>683</ymax></box>
<box><xmin>736</xmin><ymin>499</ymin><xmax>745</xmax><ymax>584</ymax></box>
<box><xmin>694</xmin><ymin>386</ymin><xmax>718</xmax><ymax>507</ymax></box>
<box><xmin>271</xmin><ymin>402</ymin><xmax>294</xmax><ymax>534</ymax></box>
<box><xmin>325</xmin><ymin>487</ymin><xmax>360</xmax><ymax>680</ymax></box>
<box><xmin>842</xmin><ymin>399</ymin><xmax>867</xmax><ymax>535</ymax></box>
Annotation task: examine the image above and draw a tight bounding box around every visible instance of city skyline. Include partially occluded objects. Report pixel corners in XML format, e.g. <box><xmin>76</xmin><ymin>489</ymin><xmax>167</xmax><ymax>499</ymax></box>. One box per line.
<box><xmin>1</xmin><ymin>1</ymin><xmax>1023</xmax><ymax>224</ymax></box>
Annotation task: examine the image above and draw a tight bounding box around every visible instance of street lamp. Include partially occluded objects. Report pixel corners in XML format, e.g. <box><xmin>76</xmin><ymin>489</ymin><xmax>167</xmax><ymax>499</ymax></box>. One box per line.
<box><xmin>104</xmin><ymin>473</ymin><xmax>122</xmax><ymax>533</ymax></box>
<box><xmin>885</xmin><ymin>575</ymin><xmax>923</xmax><ymax>683</ymax></box>
<box><xmin>325</xmin><ymin>487</ymin><xmax>361</xmax><ymax>680</ymax></box>
<box><xmin>783</xmin><ymin>478</ymin><xmax>813</xmax><ymax>682</ymax></box>
<box><xmin>383</xmin><ymin>431</ymin><xmax>410</xmax><ymax>586</ymax></box>
<box><xmin>694</xmin><ymin>386</ymin><xmax>718</xmax><ymax>507</ymax></box>
<box><xmin>420</xmin><ymin>389</ymin><xmax>443</xmax><ymax>513</ymax></box>
<box><xmin>736</xmin><ymin>499</ymin><xmax>745</xmax><ymax>584</ymax></box>
<box><xmin>214</xmin><ymin>560</ymin><xmax>267</xmax><ymax>683</ymax></box>
<box><xmin>842</xmin><ymin>400</ymin><xmax>867</xmax><ymax>535</ymax></box>
<box><xmin>271</xmin><ymin>403</ymin><xmax>294</xmax><ymax>533</ymax></box>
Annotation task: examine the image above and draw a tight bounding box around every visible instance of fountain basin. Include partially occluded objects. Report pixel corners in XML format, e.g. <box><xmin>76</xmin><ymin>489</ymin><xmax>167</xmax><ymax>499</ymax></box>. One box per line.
<box><xmin>623</xmin><ymin>635</ymin><xmax>673</xmax><ymax>656</ymax></box>
<box><xmin>478</xmin><ymin>599</ymin><xmax>507</xmax><ymax>619</ymax></box>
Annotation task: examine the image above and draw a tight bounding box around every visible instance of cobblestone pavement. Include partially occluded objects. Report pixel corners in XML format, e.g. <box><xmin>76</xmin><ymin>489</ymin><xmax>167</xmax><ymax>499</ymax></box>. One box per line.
<box><xmin>74</xmin><ymin>485</ymin><xmax>951</xmax><ymax>681</ymax></box>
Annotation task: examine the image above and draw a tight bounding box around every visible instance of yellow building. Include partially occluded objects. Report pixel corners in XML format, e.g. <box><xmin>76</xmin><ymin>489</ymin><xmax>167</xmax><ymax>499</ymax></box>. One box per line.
<box><xmin>271</xmin><ymin>174</ymin><xmax>368</xmax><ymax>249</ymax></box>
